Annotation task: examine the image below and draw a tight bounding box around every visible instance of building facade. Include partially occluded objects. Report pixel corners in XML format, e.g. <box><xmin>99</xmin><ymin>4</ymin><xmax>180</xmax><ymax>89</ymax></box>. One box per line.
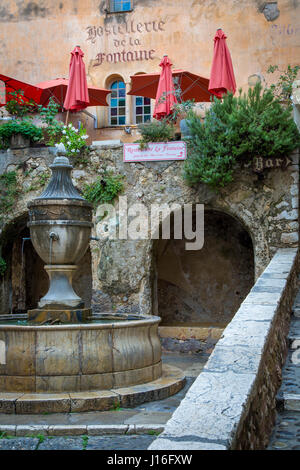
<box><xmin>0</xmin><ymin>0</ymin><xmax>299</xmax><ymax>141</ymax></box>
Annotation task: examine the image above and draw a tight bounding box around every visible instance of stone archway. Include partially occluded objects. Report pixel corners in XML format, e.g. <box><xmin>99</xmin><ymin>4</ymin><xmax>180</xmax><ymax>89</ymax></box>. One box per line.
<box><xmin>0</xmin><ymin>214</ymin><xmax>93</xmax><ymax>314</ymax></box>
<box><xmin>153</xmin><ymin>209</ymin><xmax>254</xmax><ymax>327</ymax></box>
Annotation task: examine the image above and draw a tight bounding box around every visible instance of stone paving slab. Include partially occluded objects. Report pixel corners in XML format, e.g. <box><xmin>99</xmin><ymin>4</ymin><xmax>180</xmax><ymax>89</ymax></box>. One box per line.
<box><xmin>268</xmin><ymin>410</ymin><xmax>300</xmax><ymax>450</ymax></box>
<box><xmin>0</xmin><ymin>438</ymin><xmax>39</xmax><ymax>450</ymax></box>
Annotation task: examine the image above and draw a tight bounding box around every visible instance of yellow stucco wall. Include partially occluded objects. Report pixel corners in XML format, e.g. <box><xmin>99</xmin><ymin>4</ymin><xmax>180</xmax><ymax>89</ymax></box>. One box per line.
<box><xmin>0</xmin><ymin>0</ymin><xmax>299</xmax><ymax>140</ymax></box>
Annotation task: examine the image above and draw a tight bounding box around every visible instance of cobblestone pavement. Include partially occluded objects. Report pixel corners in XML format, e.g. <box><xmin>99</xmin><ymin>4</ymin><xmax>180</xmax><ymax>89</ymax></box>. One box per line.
<box><xmin>267</xmin><ymin>295</ymin><xmax>300</xmax><ymax>450</ymax></box>
<box><xmin>0</xmin><ymin>351</ymin><xmax>209</xmax><ymax>451</ymax></box>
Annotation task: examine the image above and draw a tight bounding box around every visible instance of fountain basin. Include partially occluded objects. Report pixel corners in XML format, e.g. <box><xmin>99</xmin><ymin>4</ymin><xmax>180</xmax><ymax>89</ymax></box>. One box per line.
<box><xmin>0</xmin><ymin>314</ymin><xmax>162</xmax><ymax>393</ymax></box>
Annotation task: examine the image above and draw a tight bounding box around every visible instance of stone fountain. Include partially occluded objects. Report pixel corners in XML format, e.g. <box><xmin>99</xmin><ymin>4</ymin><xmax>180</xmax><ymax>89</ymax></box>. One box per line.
<box><xmin>0</xmin><ymin>154</ymin><xmax>185</xmax><ymax>413</ymax></box>
<box><xmin>27</xmin><ymin>155</ymin><xmax>93</xmax><ymax>324</ymax></box>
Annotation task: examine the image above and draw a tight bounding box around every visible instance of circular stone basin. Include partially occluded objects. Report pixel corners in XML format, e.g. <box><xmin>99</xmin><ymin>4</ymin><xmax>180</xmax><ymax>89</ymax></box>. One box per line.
<box><xmin>0</xmin><ymin>313</ymin><xmax>162</xmax><ymax>393</ymax></box>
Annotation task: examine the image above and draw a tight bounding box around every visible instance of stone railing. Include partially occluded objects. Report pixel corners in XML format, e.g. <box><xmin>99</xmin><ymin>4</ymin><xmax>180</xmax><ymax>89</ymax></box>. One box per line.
<box><xmin>149</xmin><ymin>248</ymin><xmax>299</xmax><ymax>450</ymax></box>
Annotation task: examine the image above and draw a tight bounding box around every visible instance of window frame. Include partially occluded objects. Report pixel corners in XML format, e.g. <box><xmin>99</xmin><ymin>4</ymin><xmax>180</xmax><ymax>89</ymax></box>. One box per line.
<box><xmin>109</xmin><ymin>80</ymin><xmax>127</xmax><ymax>126</ymax></box>
<box><xmin>133</xmin><ymin>96</ymin><xmax>152</xmax><ymax>125</ymax></box>
<box><xmin>108</xmin><ymin>0</ymin><xmax>132</xmax><ymax>13</ymax></box>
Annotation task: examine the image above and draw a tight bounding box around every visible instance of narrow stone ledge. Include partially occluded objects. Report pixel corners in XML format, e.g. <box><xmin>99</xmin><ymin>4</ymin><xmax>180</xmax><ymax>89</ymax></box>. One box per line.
<box><xmin>0</xmin><ymin>393</ymin><xmax>24</xmax><ymax>414</ymax></box>
<box><xmin>70</xmin><ymin>390</ymin><xmax>119</xmax><ymax>412</ymax></box>
<box><xmin>16</xmin><ymin>424</ymin><xmax>49</xmax><ymax>437</ymax></box>
<box><xmin>148</xmin><ymin>436</ymin><xmax>227</xmax><ymax>451</ymax></box>
<box><xmin>47</xmin><ymin>425</ymin><xmax>87</xmax><ymax>436</ymax></box>
<box><xmin>87</xmin><ymin>425</ymin><xmax>128</xmax><ymax>435</ymax></box>
<box><xmin>15</xmin><ymin>394</ymin><xmax>71</xmax><ymax>414</ymax></box>
<box><xmin>0</xmin><ymin>425</ymin><xmax>16</xmax><ymax>436</ymax></box>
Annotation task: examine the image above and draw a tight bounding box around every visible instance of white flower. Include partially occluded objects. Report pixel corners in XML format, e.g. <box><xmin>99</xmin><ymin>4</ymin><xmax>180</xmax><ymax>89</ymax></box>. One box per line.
<box><xmin>62</xmin><ymin>130</ymin><xmax>66</xmax><ymax>134</ymax></box>
<box><xmin>75</xmin><ymin>129</ymin><xmax>78</xmax><ymax>133</ymax></box>
<box><xmin>71</xmin><ymin>149</ymin><xmax>75</xmax><ymax>153</ymax></box>
<box><xmin>72</xmin><ymin>126</ymin><xmax>76</xmax><ymax>131</ymax></box>
<box><xmin>55</xmin><ymin>143</ymin><xmax>59</xmax><ymax>147</ymax></box>
<box><xmin>68</xmin><ymin>123</ymin><xmax>72</xmax><ymax>128</ymax></box>
<box><xmin>82</xmin><ymin>135</ymin><xmax>89</xmax><ymax>139</ymax></box>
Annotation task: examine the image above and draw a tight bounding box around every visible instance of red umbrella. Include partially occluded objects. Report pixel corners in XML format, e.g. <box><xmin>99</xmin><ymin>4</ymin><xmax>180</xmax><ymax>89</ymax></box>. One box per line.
<box><xmin>153</xmin><ymin>55</ymin><xmax>178</xmax><ymax>120</ymax></box>
<box><xmin>208</xmin><ymin>29</ymin><xmax>236</xmax><ymax>98</ymax></box>
<box><xmin>36</xmin><ymin>78</ymin><xmax>110</xmax><ymax>109</ymax></box>
<box><xmin>128</xmin><ymin>69</ymin><xmax>212</xmax><ymax>103</ymax></box>
<box><xmin>63</xmin><ymin>46</ymin><xmax>90</xmax><ymax>112</ymax></box>
<box><xmin>0</xmin><ymin>73</ymin><xmax>42</xmax><ymax>107</ymax></box>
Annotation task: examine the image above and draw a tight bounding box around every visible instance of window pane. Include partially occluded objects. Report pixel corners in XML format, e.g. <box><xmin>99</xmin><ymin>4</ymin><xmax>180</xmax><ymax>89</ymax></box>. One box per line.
<box><xmin>144</xmin><ymin>97</ymin><xmax>151</xmax><ymax>105</ymax></box>
<box><xmin>110</xmin><ymin>98</ymin><xmax>118</xmax><ymax>107</ymax></box>
<box><xmin>119</xmin><ymin>89</ymin><xmax>125</xmax><ymax>97</ymax></box>
<box><xmin>111</xmin><ymin>108</ymin><xmax>117</xmax><ymax>116</ymax></box>
<box><xmin>119</xmin><ymin>107</ymin><xmax>125</xmax><ymax>115</ymax></box>
<box><xmin>136</xmin><ymin>106</ymin><xmax>143</xmax><ymax>115</ymax></box>
<box><xmin>136</xmin><ymin>115</ymin><xmax>143</xmax><ymax>123</ymax></box>
<box><xmin>144</xmin><ymin>106</ymin><xmax>151</xmax><ymax>114</ymax></box>
<box><xmin>111</xmin><ymin>117</ymin><xmax>117</xmax><ymax>125</ymax></box>
<box><xmin>111</xmin><ymin>90</ymin><xmax>117</xmax><ymax>98</ymax></box>
<box><xmin>119</xmin><ymin>116</ymin><xmax>125</xmax><ymax>125</ymax></box>
<box><xmin>119</xmin><ymin>99</ymin><xmax>125</xmax><ymax>107</ymax></box>
<box><xmin>111</xmin><ymin>81</ymin><xmax>118</xmax><ymax>89</ymax></box>
<box><xmin>119</xmin><ymin>81</ymin><xmax>126</xmax><ymax>88</ymax></box>
<box><xmin>144</xmin><ymin>115</ymin><xmax>151</xmax><ymax>122</ymax></box>
<box><xmin>136</xmin><ymin>97</ymin><xmax>143</xmax><ymax>106</ymax></box>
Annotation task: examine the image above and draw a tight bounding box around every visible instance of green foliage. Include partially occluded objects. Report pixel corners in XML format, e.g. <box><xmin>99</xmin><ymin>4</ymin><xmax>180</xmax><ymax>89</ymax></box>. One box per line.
<box><xmin>82</xmin><ymin>171</ymin><xmax>124</xmax><ymax>206</ymax></box>
<box><xmin>0</xmin><ymin>119</ymin><xmax>43</xmax><ymax>149</ymax></box>
<box><xmin>82</xmin><ymin>435</ymin><xmax>89</xmax><ymax>450</ymax></box>
<box><xmin>136</xmin><ymin>119</ymin><xmax>175</xmax><ymax>149</ymax></box>
<box><xmin>58</xmin><ymin>123</ymin><xmax>89</xmax><ymax>157</ymax></box>
<box><xmin>0</xmin><ymin>171</ymin><xmax>19</xmax><ymax>220</ymax></box>
<box><xmin>0</xmin><ymin>257</ymin><xmax>6</xmax><ymax>276</ymax></box>
<box><xmin>5</xmin><ymin>89</ymin><xmax>37</xmax><ymax>117</ymax></box>
<box><xmin>184</xmin><ymin>83</ymin><xmax>300</xmax><ymax>189</ymax></box>
<box><xmin>38</xmin><ymin>98</ymin><xmax>63</xmax><ymax>146</ymax></box>
<box><xmin>267</xmin><ymin>64</ymin><xmax>300</xmax><ymax>101</ymax></box>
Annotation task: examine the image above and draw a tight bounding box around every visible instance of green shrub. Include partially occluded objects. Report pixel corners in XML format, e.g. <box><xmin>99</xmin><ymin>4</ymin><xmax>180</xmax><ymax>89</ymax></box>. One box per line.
<box><xmin>82</xmin><ymin>171</ymin><xmax>124</xmax><ymax>206</ymax></box>
<box><xmin>0</xmin><ymin>119</ymin><xmax>43</xmax><ymax>149</ymax></box>
<box><xmin>136</xmin><ymin>119</ymin><xmax>175</xmax><ymax>149</ymax></box>
<box><xmin>38</xmin><ymin>98</ymin><xmax>63</xmax><ymax>146</ymax></box>
<box><xmin>183</xmin><ymin>83</ymin><xmax>300</xmax><ymax>189</ymax></box>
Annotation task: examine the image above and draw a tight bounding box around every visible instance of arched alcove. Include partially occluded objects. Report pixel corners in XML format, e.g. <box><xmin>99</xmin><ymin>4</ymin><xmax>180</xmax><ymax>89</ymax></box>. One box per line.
<box><xmin>153</xmin><ymin>209</ymin><xmax>254</xmax><ymax>327</ymax></box>
<box><xmin>0</xmin><ymin>215</ymin><xmax>93</xmax><ymax>314</ymax></box>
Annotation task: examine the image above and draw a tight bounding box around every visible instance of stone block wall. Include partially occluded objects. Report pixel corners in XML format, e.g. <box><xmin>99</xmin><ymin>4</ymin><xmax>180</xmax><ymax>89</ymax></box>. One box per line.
<box><xmin>0</xmin><ymin>145</ymin><xmax>299</xmax><ymax>320</ymax></box>
<box><xmin>149</xmin><ymin>248</ymin><xmax>299</xmax><ymax>450</ymax></box>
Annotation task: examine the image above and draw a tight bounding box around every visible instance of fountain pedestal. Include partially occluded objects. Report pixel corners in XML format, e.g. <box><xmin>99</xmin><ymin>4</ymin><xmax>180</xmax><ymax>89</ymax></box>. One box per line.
<box><xmin>27</xmin><ymin>156</ymin><xmax>93</xmax><ymax>324</ymax></box>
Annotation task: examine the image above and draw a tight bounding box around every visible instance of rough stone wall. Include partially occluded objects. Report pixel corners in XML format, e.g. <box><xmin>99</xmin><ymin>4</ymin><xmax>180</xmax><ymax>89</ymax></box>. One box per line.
<box><xmin>0</xmin><ymin>145</ymin><xmax>298</xmax><ymax>319</ymax></box>
<box><xmin>149</xmin><ymin>248</ymin><xmax>299</xmax><ymax>450</ymax></box>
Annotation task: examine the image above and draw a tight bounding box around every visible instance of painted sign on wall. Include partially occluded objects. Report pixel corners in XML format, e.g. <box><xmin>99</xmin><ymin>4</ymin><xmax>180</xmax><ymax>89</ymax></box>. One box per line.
<box><xmin>86</xmin><ymin>18</ymin><xmax>166</xmax><ymax>66</ymax></box>
<box><xmin>124</xmin><ymin>141</ymin><xmax>186</xmax><ymax>162</ymax></box>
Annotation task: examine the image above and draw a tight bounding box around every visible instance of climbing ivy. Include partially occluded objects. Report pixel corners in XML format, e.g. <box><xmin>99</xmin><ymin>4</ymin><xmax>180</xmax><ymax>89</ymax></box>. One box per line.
<box><xmin>0</xmin><ymin>171</ymin><xmax>19</xmax><ymax>221</ymax></box>
<box><xmin>82</xmin><ymin>171</ymin><xmax>124</xmax><ymax>206</ymax></box>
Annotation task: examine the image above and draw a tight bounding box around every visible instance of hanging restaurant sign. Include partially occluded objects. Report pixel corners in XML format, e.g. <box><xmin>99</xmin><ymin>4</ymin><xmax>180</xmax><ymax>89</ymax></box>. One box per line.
<box><xmin>123</xmin><ymin>141</ymin><xmax>187</xmax><ymax>162</ymax></box>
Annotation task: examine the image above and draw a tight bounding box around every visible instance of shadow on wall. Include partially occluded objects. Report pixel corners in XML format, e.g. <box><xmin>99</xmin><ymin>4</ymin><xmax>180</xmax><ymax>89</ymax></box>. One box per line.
<box><xmin>0</xmin><ymin>215</ymin><xmax>92</xmax><ymax>314</ymax></box>
<box><xmin>152</xmin><ymin>209</ymin><xmax>254</xmax><ymax>327</ymax></box>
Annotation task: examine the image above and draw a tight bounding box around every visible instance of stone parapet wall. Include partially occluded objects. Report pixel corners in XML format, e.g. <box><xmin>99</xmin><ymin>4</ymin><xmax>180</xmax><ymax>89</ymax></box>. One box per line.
<box><xmin>149</xmin><ymin>248</ymin><xmax>299</xmax><ymax>450</ymax></box>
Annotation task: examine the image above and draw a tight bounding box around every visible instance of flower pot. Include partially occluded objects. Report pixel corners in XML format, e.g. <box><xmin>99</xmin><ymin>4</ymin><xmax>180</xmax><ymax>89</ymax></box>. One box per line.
<box><xmin>10</xmin><ymin>133</ymin><xmax>30</xmax><ymax>149</ymax></box>
<box><xmin>180</xmin><ymin>118</ymin><xmax>192</xmax><ymax>139</ymax></box>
